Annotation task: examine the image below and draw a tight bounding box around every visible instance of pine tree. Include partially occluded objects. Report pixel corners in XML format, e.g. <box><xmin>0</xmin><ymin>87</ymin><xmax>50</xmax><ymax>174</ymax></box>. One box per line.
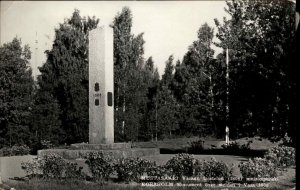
<box><xmin>156</xmin><ymin>55</ymin><xmax>179</xmax><ymax>139</ymax></box>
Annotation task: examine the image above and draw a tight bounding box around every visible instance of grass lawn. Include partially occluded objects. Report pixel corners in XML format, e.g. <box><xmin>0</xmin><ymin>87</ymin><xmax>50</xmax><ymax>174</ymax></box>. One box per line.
<box><xmin>133</xmin><ymin>136</ymin><xmax>279</xmax><ymax>150</ymax></box>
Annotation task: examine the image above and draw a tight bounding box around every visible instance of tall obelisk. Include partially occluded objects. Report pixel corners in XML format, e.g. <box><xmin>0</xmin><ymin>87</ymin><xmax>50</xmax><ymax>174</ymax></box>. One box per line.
<box><xmin>38</xmin><ymin>25</ymin><xmax>160</xmax><ymax>159</ymax></box>
<box><xmin>89</xmin><ymin>26</ymin><xmax>114</xmax><ymax>144</ymax></box>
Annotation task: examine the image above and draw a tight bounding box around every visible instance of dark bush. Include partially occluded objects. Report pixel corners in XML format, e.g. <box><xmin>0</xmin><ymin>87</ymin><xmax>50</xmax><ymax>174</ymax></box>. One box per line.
<box><xmin>0</xmin><ymin>145</ymin><xmax>30</xmax><ymax>156</ymax></box>
<box><xmin>114</xmin><ymin>157</ymin><xmax>156</xmax><ymax>182</ymax></box>
<box><xmin>145</xmin><ymin>165</ymin><xmax>168</xmax><ymax>179</ymax></box>
<box><xmin>21</xmin><ymin>158</ymin><xmax>42</xmax><ymax>179</ymax></box>
<box><xmin>39</xmin><ymin>153</ymin><xmax>66</xmax><ymax>179</ymax></box>
<box><xmin>64</xmin><ymin>162</ymin><xmax>85</xmax><ymax>180</ymax></box>
<box><xmin>239</xmin><ymin>157</ymin><xmax>277</xmax><ymax>180</ymax></box>
<box><xmin>264</xmin><ymin>145</ymin><xmax>295</xmax><ymax>168</ymax></box>
<box><xmin>187</xmin><ymin>139</ymin><xmax>205</xmax><ymax>153</ymax></box>
<box><xmin>200</xmin><ymin>157</ymin><xmax>233</xmax><ymax>182</ymax></box>
<box><xmin>164</xmin><ymin>153</ymin><xmax>197</xmax><ymax>180</ymax></box>
<box><xmin>85</xmin><ymin>152</ymin><xmax>114</xmax><ymax>182</ymax></box>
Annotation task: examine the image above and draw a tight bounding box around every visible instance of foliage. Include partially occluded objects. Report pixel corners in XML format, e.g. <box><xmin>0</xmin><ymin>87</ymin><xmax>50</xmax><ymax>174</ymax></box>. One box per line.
<box><xmin>145</xmin><ymin>165</ymin><xmax>168</xmax><ymax>179</ymax></box>
<box><xmin>221</xmin><ymin>141</ymin><xmax>251</xmax><ymax>151</ymax></box>
<box><xmin>239</xmin><ymin>157</ymin><xmax>277</xmax><ymax>180</ymax></box>
<box><xmin>19</xmin><ymin>152</ymin><xmax>292</xmax><ymax>185</ymax></box>
<box><xmin>142</xmin><ymin>58</ymin><xmax>160</xmax><ymax>141</ymax></box>
<box><xmin>264</xmin><ymin>145</ymin><xmax>295</xmax><ymax>168</ymax></box>
<box><xmin>173</xmin><ymin>23</ymin><xmax>217</xmax><ymax>136</ymax></box>
<box><xmin>40</xmin><ymin>140</ymin><xmax>54</xmax><ymax>149</ymax></box>
<box><xmin>199</xmin><ymin>157</ymin><xmax>233</xmax><ymax>182</ymax></box>
<box><xmin>10</xmin><ymin>145</ymin><xmax>30</xmax><ymax>156</ymax></box>
<box><xmin>21</xmin><ymin>153</ymin><xmax>85</xmax><ymax>180</ymax></box>
<box><xmin>112</xmin><ymin>7</ymin><xmax>161</xmax><ymax>142</ymax></box>
<box><xmin>64</xmin><ymin>162</ymin><xmax>85</xmax><ymax>180</ymax></box>
<box><xmin>85</xmin><ymin>152</ymin><xmax>115</xmax><ymax>182</ymax></box>
<box><xmin>164</xmin><ymin>154</ymin><xmax>197</xmax><ymax>180</ymax></box>
<box><xmin>0</xmin><ymin>145</ymin><xmax>31</xmax><ymax>156</ymax></box>
<box><xmin>39</xmin><ymin>153</ymin><xmax>66</xmax><ymax>179</ymax></box>
<box><xmin>35</xmin><ymin>9</ymin><xmax>99</xmax><ymax>144</ymax></box>
<box><xmin>0</xmin><ymin>37</ymin><xmax>34</xmax><ymax>147</ymax></box>
<box><xmin>187</xmin><ymin>139</ymin><xmax>205</xmax><ymax>153</ymax></box>
<box><xmin>155</xmin><ymin>55</ymin><xmax>179</xmax><ymax>140</ymax></box>
<box><xmin>114</xmin><ymin>157</ymin><xmax>156</xmax><ymax>182</ymax></box>
<box><xmin>21</xmin><ymin>158</ymin><xmax>41</xmax><ymax>179</ymax></box>
<box><xmin>31</xmin><ymin>92</ymin><xmax>62</xmax><ymax>146</ymax></box>
<box><xmin>214</xmin><ymin>0</ymin><xmax>296</xmax><ymax>143</ymax></box>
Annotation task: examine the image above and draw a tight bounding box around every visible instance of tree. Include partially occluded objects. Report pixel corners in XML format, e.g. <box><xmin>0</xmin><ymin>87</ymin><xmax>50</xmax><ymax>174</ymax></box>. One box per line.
<box><xmin>112</xmin><ymin>7</ymin><xmax>133</xmax><ymax>141</ymax></box>
<box><xmin>173</xmin><ymin>23</ymin><xmax>216</xmax><ymax>136</ymax></box>
<box><xmin>35</xmin><ymin>9</ymin><xmax>99</xmax><ymax>144</ymax></box>
<box><xmin>0</xmin><ymin>38</ymin><xmax>34</xmax><ymax>147</ymax></box>
<box><xmin>214</xmin><ymin>0</ymin><xmax>296</xmax><ymax>142</ymax></box>
<box><xmin>144</xmin><ymin>61</ymin><xmax>160</xmax><ymax>141</ymax></box>
<box><xmin>156</xmin><ymin>55</ymin><xmax>179</xmax><ymax>140</ymax></box>
<box><xmin>31</xmin><ymin>90</ymin><xmax>62</xmax><ymax>145</ymax></box>
<box><xmin>112</xmin><ymin>7</ymin><xmax>155</xmax><ymax>142</ymax></box>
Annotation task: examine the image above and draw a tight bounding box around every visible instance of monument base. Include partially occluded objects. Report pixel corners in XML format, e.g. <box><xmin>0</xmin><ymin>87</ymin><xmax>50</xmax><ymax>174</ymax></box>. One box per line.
<box><xmin>38</xmin><ymin>143</ymin><xmax>159</xmax><ymax>160</ymax></box>
<box><xmin>70</xmin><ymin>142</ymin><xmax>131</xmax><ymax>150</ymax></box>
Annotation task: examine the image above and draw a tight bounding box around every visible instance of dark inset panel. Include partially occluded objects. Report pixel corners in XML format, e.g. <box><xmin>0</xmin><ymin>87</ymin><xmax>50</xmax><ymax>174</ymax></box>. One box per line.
<box><xmin>107</xmin><ymin>92</ymin><xmax>113</xmax><ymax>106</ymax></box>
<box><xmin>95</xmin><ymin>99</ymin><xmax>99</xmax><ymax>106</ymax></box>
<box><xmin>94</xmin><ymin>83</ymin><xmax>99</xmax><ymax>92</ymax></box>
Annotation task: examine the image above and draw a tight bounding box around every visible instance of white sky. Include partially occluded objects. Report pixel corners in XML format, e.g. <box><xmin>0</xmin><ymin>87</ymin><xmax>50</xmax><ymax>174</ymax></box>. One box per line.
<box><xmin>0</xmin><ymin>1</ymin><xmax>228</xmax><ymax>78</ymax></box>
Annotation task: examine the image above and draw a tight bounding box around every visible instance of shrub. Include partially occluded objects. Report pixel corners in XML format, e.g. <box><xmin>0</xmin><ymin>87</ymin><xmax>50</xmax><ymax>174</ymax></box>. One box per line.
<box><xmin>40</xmin><ymin>140</ymin><xmax>54</xmax><ymax>149</ymax></box>
<box><xmin>188</xmin><ymin>139</ymin><xmax>205</xmax><ymax>153</ymax></box>
<box><xmin>164</xmin><ymin>153</ymin><xmax>197</xmax><ymax>180</ymax></box>
<box><xmin>115</xmin><ymin>157</ymin><xmax>155</xmax><ymax>182</ymax></box>
<box><xmin>12</xmin><ymin>145</ymin><xmax>31</xmax><ymax>155</ymax></box>
<box><xmin>21</xmin><ymin>158</ymin><xmax>42</xmax><ymax>179</ymax></box>
<box><xmin>221</xmin><ymin>141</ymin><xmax>251</xmax><ymax>151</ymax></box>
<box><xmin>39</xmin><ymin>153</ymin><xmax>66</xmax><ymax>179</ymax></box>
<box><xmin>0</xmin><ymin>147</ymin><xmax>11</xmax><ymax>156</ymax></box>
<box><xmin>199</xmin><ymin>157</ymin><xmax>233</xmax><ymax>182</ymax></box>
<box><xmin>21</xmin><ymin>154</ymin><xmax>85</xmax><ymax>180</ymax></box>
<box><xmin>64</xmin><ymin>162</ymin><xmax>85</xmax><ymax>180</ymax></box>
<box><xmin>137</xmin><ymin>158</ymin><xmax>157</xmax><ymax>178</ymax></box>
<box><xmin>239</xmin><ymin>157</ymin><xmax>277</xmax><ymax>180</ymax></box>
<box><xmin>264</xmin><ymin>146</ymin><xmax>295</xmax><ymax>167</ymax></box>
<box><xmin>0</xmin><ymin>145</ymin><xmax>30</xmax><ymax>156</ymax></box>
<box><xmin>85</xmin><ymin>152</ymin><xmax>114</xmax><ymax>182</ymax></box>
<box><xmin>145</xmin><ymin>165</ymin><xmax>168</xmax><ymax>179</ymax></box>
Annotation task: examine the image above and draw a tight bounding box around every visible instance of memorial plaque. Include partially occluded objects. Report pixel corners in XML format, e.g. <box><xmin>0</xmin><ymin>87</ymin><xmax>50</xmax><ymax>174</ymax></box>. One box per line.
<box><xmin>107</xmin><ymin>92</ymin><xmax>113</xmax><ymax>107</ymax></box>
<box><xmin>95</xmin><ymin>83</ymin><xmax>99</xmax><ymax>91</ymax></box>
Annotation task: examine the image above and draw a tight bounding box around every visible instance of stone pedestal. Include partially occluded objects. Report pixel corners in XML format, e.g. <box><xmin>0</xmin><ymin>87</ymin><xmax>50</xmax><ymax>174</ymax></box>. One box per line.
<box><xmin>38</xmin><ymin>144</ymin><xmax>159</xmax><ymax>160</ymax></box>
<box><xmin>71</xmin><ymin>142</ymin><xmax>131</xmax><ymax>150</ymax></box>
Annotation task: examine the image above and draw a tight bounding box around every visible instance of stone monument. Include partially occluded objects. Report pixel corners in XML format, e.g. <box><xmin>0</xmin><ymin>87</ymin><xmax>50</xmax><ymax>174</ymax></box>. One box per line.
<box><xmin>89</xmin><ymin>26</ymin><xmax>114</xmax><ymax>144</ymax></box>
<box><xmin>38</xmin><ymin>25</ymin><xmax>159</xmax><ymax>159</ymax></box>
<box><xmin>225</xmin><ymin>126</ymin><xmax>229</xmax><ymax>145</ymax></box>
